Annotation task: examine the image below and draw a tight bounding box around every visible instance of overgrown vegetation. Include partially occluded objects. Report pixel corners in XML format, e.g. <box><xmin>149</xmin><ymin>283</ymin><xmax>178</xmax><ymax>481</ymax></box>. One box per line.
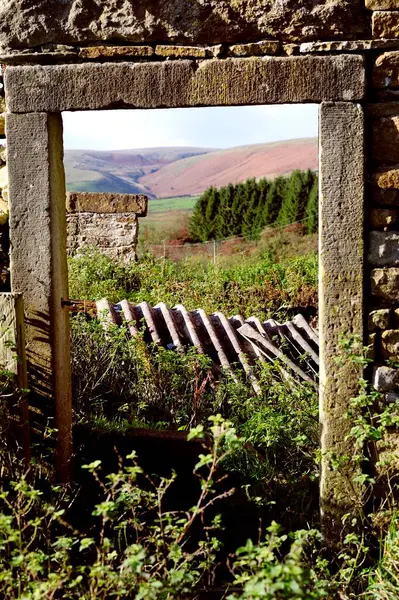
<box><xmin>189</xmin><ymin>170</ymin><xmax>318</xmax><ymax>242</ymax></box>
<box><xmin>2</xmin><ymin>342</ymin><xmax>399</xmax><ymax>598</ymax></box>
<box><xmin>68</xmin><ymin>246</ymin><xmax>318</xmax><ymax>321</ymax></box>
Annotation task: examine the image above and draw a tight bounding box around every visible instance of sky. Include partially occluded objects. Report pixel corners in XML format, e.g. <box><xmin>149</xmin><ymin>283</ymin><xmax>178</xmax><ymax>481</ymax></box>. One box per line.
<box><xmin>62</xmin><ymin>104</ymin><xmax>318</xmax><ymax>150</ymax></box>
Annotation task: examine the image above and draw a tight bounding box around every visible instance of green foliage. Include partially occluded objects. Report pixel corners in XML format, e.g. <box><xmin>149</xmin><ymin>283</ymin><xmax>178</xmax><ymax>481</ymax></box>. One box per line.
<box><xmin>0</xmin><ymin>418</ymin><xmax>242</xmax><ymax>599</ymax></box>
<box><xmin>189</xmin><ymin>171</ymin><xmax>318</xmax><ymax>242</ymax></box>
<box><xmin>228</xmin><ymin>526</ymin><xmax>328</xmax><ymax>599</ymax></box>
<box><xmin>68</xmin><ymin>248</ymin><xmax>318</xmax><ymax>321</ymax></box>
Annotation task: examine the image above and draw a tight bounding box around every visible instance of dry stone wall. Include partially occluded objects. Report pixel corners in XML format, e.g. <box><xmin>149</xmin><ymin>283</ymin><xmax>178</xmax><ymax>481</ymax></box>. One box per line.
<box><xmin>368</xmin><ymin>50</ymin><xmax>399</xmax><ymax>408</ymax></box>
<box><xmin>66</xmin><ymin>192</ymin><xmax>147</xmax><ymax>263</ymax></box>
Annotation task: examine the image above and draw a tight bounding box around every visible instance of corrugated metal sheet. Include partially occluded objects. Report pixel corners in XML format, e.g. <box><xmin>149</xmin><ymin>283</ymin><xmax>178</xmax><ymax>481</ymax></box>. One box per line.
<box><xmin>89</xmin><ymin>299</ymin><xmax>319</xmax><ymax>392</ymax></box>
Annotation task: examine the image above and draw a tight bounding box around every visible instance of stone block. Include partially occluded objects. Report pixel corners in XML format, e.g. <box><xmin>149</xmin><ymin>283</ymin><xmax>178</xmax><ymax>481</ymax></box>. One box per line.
<box><xmin>0</xmin><ymin>1</ymin><xmax>368</xmax><ymax>50</ymax></box>
<box><xmin>79</xmin><ymin>46</ymin><xmax>154</xmax><ymax>59</ymax></box>
<box><xmin>367</xmin><ymin>102</ymin><xmax>399</xmax><ymax>118</ymax></box>
<box><xmin>375</xmin><ymin>431</ymin><xmax>399</xmax><ymax>477</ymax></box>
<box><xmin>6</xmin><ymin>112</ymin><xmax>72</xmax><ymax>480</ymax></box>
<box><xmin>370</xmin><ymin>208</ymin><xmax>399</xmax><ymax>229</ymax></box>
<box><xmin>373</xmin><ymin>12</ymin><xmax>399</xmax><ymax>39</ymax></box>
<box><xmin>386</xmin><ymin>392</ymin><xmax>399</xmax><ymax>401</ymax></box>
<box><xmin>381</xmin><ymin>329</ymin><xmax>399</xmax><ymax>359</ymax></box>
<box><xmin>301</xmin><ymin>39</ymin><xmax>399</xmax><ymax>53</ymax></box>
<box><xmin>369</xmin><ymin>308</ymin><xmax>391</xmax><ymax>331</ymax></box>
<box><xmin>5</xmin><ymin>55</ymin><xmax>366</xmax><ymax>113</ymax></box>
<box><xmin>371</xmin><ymin>267</ymin><xmax>399</xmax><ymax>300</ymax></box>
<box><xmin>394</xmin><ymin>307</ymin><xmax>399</xmax><ymax>326</ymax></box>
<box><xmin>373</xmin><ymin>166</ymin><xmax>399</xmax><ymax>189</ymax></box>
<box><xmin>373</xmin><ymin>366</ymin><xmax>399</xmax><ymax>392</ymax></box>
<box><xmin>367</xmin><ymin>0</ymin><xmax>399</xmax><ymax>8</ymax></box>
<box><xmin>369</xmin><ymin>231</ymin><xmax>399</xmax><ymax>266</ymax></box>
<box><xmin>319</xmin><ymin>102</ymin><xmax>365</xmax><ymax>541</ymax></box>
<box><xmin>228</xmin><ymin>41</ymin><xmax>281</xmax><ymax>57</ymax></box>
<box><xmin>66</xmin><ymin>192</ymin><xmax>148</xmax><ymax>215</ymax></box>
<box><xmin>371</xmin><ymin>186</ymin><xmax>399</xmax><ymax>205</ymax></box>
<box><xmin>0</xmin><ymin>50</ymin><xmax>78</xmax><ymax>65</ymax></box>
<box><xmin>373</xmin><ymin>52</ymin><xmax>399</xmax><ymax>88</ymax></box>
<box><xmin>372</xmin><ymin>116</ymin><xmax>399</xmax><ymax>163</ymax></box>
<box><xmin>155</xmin><ymin>45</ymin><xmax>210</xmax><ymax>58</ymax></box>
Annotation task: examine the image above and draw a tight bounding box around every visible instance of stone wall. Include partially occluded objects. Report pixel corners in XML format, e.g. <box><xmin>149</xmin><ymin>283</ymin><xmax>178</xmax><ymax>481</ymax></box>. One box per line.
<box><xmin>66</xmin><ymin>192</ymin><xmax>148</xmax><ymax>263</ymax></box>
<box><xmin>367</xmin><ymin>51</ymin><xmax>399</xmax><ymax>407</ymax></box>
<box><xmin>2</xmin><ymin>0</ymin><xmax>399</xmax><ymax>524</ymax></box>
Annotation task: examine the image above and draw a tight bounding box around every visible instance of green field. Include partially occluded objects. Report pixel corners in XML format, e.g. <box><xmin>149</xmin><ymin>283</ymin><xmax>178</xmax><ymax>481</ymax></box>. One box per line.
<box><xmin>148</xmin><ymin>195</ymin><xmax>200</xmax><ymax>214</ymax></box>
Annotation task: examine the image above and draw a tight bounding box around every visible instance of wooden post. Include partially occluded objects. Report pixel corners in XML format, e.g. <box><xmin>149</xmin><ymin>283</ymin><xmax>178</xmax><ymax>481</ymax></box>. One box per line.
<box><xmin>0</xmin><ymin>292</ymin><xmax>30</xmax><ymax>465</ymax></box>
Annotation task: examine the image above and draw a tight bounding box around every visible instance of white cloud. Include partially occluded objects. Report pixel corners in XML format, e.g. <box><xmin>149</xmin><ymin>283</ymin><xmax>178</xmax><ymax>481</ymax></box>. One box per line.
<box><xmin>62</xmin><ymin>104</ymin><xmax>318</xmax><ymax>150</ymax></box>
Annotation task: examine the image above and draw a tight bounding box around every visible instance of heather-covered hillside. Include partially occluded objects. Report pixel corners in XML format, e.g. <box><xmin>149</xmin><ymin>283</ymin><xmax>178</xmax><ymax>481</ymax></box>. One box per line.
<box><xmin>65</xmin><ymin>138</ymin><xmax>318</xmax><ymax>197</ymax></box>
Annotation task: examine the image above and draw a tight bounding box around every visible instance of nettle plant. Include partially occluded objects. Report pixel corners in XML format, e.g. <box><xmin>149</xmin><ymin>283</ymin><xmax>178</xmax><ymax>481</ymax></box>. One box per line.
<box><xmin>0</xmin><ymin>416</ymin><xmax>331</xmax><ymax>600</ymax></box>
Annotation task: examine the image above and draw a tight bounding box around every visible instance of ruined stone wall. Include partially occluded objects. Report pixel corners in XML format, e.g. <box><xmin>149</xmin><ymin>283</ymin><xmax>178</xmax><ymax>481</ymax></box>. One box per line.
<box><xmin>3</xmin><ymin>0</ymin><xmax>399</xmax><ymax>523</ymax></box>
<box><xmin>66</xmin><ymin>192</ymin><xmax>147</xmax><ymax>263</ymax></box>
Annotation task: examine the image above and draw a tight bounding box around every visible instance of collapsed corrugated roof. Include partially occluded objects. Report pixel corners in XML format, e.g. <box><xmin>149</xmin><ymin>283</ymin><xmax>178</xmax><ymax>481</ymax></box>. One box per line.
<box><xmin>90</xmin><ymin>299</ymin><xmax>319</xmax><ymax>394</ymax></box>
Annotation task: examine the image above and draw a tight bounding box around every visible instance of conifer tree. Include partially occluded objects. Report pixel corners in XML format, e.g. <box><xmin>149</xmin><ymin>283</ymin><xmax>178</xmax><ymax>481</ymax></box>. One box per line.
<box><xmin>305</xmin><ymin>177</ymin><xmax>319</xmax><ymax>234</ymax></box>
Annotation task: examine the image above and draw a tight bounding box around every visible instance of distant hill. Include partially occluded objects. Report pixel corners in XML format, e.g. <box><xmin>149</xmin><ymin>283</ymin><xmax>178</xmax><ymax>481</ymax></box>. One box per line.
<box><xmin>65</xmin><ymin>139</ymin><xmax>318</xmax><ymax>198</ymax></box>
<box><xmin>64</xmin><ymin>148</ymin><xmax>214</xmax><ymax>197</ymax></box>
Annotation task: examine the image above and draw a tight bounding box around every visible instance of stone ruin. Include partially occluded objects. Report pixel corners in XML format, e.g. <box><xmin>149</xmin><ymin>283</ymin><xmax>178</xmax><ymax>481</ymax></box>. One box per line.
<box><xmin>1</xmin><ymin>0</ymin><xmax>399</xmax><ymax>543</ymax></box>
<box><xmin>66</xmin><ymin>192</ymin><xmax>148</xmax><ymax>262</ymax></box>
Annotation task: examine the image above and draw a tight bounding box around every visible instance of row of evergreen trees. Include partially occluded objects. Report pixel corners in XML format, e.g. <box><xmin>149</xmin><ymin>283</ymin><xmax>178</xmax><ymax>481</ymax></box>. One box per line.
<box><xmin>189</xmin><ymin>169</ymin><xmax>318</xmax><ymax>242</ymax></box>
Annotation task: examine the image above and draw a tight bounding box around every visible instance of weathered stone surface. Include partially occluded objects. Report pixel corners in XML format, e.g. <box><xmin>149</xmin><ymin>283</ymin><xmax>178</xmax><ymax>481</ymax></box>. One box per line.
<box><xmin>5</xmin><ymin>55</ymin><xmax>366</xmax><ymax>113</ymax></box>
<box><xmin>373</xmin><ymin>52</ymin><xmax>399</xmax><ymax>88</ymax></box>
<box><xmin>0</xmin><ymin>1</ymin><xmax>367</xmax><ymax>50</ymax></box>
<box><xmin>6</xmin><ymin>112</ymin><xmax>72</xmax><ymax>480</ymax></box>
<box><xmin>67</xmin><ymin>213</ymin><xmax>139</xmax><ymax>263</ymax></box>
<box><xmin>301</xmin><ymin>39</ymin><xmax>399</xmax><ymax>53</ymax></box>
<box><xmin>393</xmin><ymin>307</ymin><xmax>399</xmax><ymax>326</ymax></box>
<box><xmin>155</xmin><ymin>45</ymin><xmax>209</xmax><ymax>58</ymax></box>
<box><xmin>0</xmin><ymin>51</ymin><xmax>78</xmax><ymax>65</ymax></box>
<box><xmin>319</xmin><ymin>102</ymin><xmax>365</xmax><ymax>541</ymax></box>
<box><xmin>373</xmin><ymin>166</ymin><xmax>399</xmax><ymax>189</ymax></box>
<box><xmin>371</xmin><ymin>267</ymin><xmax>399</xmax><ymax>300</ymax></box>
<box><xmin>381</xmin><ymin>329</ymin><xmax>399</xmax><ymax>359</ymax></box>
<box><xmin>368</xmin><ymin>102</ymin><xmax>399</xmax><ymax>118</ymax></box>
<box><xmin>80</xmin><ymin>45</ymin><xmax>154</xmax><ymax>59</ymax></box>
<box><xmin>369</xmin><ymin>308</ymin><xmax>391</xmax><ymax>331</ymax></box>
<box><xmin>373</xmin><ymin>366</ymin><xmax>399</xmax><ymax>392</ymax></box>
<box><xmin>366</xmin><ymin>0</ymin><xmax>399</xmax><ymax>8</ymax></box>
<box><xmin>370</xmin><ymin>208</ymin><xmax>399</xmax><ymax>229</ymax></box>
<box><xmin>66</xmin><ymin>192</ymin><xmax>148</xmax><ymax>215</ymax></box>
<box><xmin>282</xmin><ymin>44</ymin><xmax>299</xmax><ymax>56</ymax></box>
<box><xmin>372</xmin><ymin>116</ymin><xmax>399</xmax><ymax>163</ymax></box>
<box><xmin>228</xmin><ymin>40</ymin><xmax>281</xmax><ymax>57</ymax></box>
<box><xmin>368</xmin><ymin>332</ymin><xmax>377</xmax><ymax>360</ymax></box>
<box><xmin>371</xmin><ymin>186</ymin><xmax>399</xmax><ymax>205</ymax></box>
<box><xmin>373</xmin><ymin>12</ymin><xmax>399</xmax><ymax>39</ymax></box>
<box><xmin>369</xmin><ymin>231</ymin><xmax>399</xmax><ymax>266</ymax></box>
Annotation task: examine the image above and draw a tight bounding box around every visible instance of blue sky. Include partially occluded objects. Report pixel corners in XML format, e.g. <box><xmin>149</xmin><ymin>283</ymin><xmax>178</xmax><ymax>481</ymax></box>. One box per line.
<box><xmin>62</xmin><ymin>104</ymin><xmax>318</xmax><ymax>150</ymax></box>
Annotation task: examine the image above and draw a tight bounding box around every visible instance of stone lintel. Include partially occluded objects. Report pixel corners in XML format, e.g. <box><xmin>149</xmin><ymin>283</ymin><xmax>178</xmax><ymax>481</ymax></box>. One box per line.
<box><xmin>5</xmin><ymin>55</ymin><xmax>365</xmax><ymax>113</ymax></box>
<box><xmin>319</xmin><ymin>102</ymin><xmax>365</xmax><ymax>544</ymax></box>
<box><xmin>66</xmin><ymin>192</ymin><xmax>148</xmax><ymax>215</ymax></box>
<box><xmin>6</xmin><ymin>112</ymin><xmax>72</xmax><ymax>481</ymax></box>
